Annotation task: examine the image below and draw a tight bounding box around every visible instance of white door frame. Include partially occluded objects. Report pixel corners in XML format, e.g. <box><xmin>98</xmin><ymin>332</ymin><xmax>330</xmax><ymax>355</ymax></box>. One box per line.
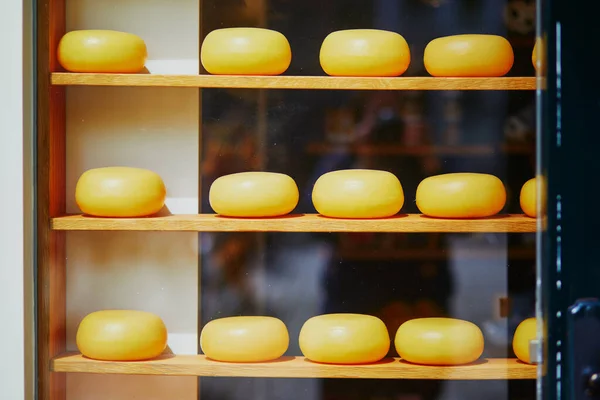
<box><xmin>0</xmin><ymin>0</ymin><xmax>35</xmax><ymax>398</ymax></box>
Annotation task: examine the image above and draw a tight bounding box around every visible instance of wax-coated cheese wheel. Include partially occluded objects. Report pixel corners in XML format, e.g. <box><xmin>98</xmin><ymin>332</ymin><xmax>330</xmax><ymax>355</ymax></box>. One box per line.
<box><xmin>200</xmin><ymin>316</ymin><xmax>289</xmax><ymax>362</ymax></box>
<box><xmin>209</xmin><ymin>172</ymin><xmax>299</xmax><ymax>217</ymax></box>
<box><xmin>201</xmin><ymin>28</ymin><xmax>291</xmax><ymax>75</ymax></box>
<box><xmin>320</xmin><ymin>30</ymin><xmax>410</xmax><ymax>77</ymax></box>
<box><xmin>416</xmin><ymin>173</ymin><xmax>506</xmax><ymax>218</ymax></box>
<box><xmin>532</xmin><ymin>37</ymin><xmax>546</xmax><ymax>74</ymax></box>
<box><xmin>513</xmin><ymin>318</ymin><xmax>538</xmax><ymax>364</ymax></box>
<box><xmin>424</xmin><ymin>34</ymin><xmax>514</xmax><ymax>77</ymax></box>
<box><xmin>75</xmin><ymin>167</ymin><xmax>166</xmax><ymax>217</ymax></box>
<box><xmin>520</xmin><ymin>177</ymin><xmax>546</xmax><ymax>218</ymax></box>
<box><xmin>299</xmin><ymin>314</ymin><xmax>390</xmax><ymax>364</ymax></box>
<box><xmin>312</xmin><ymin>169</ymin><xmax>404</xmax><ymax>218</ymax></box>
<box><xmin>76</xmin><ymin>310</ymin><xmax>167</xmax><ymax>361</ymax></box>
<box><xmin>395</xmin><ymin>318</ymin><xmax>484</xmax><ymax>365</ymax></box>
<box><xmin>58</xmin><ymin>30</ymin><xmax>147</xmax><ymax>73</ymax></box>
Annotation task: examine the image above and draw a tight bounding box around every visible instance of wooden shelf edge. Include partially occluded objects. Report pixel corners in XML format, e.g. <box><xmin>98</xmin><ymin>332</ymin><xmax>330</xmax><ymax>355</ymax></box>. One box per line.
<box><xmin>51</xmin><ymin>74</ymin><xmax>537</xmax><ymax>90</ymax></box>
<box><xmin>51</xmin><ymin>353</ymin><xmax>536</xmax><ymax>380</ymax></box>
<box><xmin>51</xmin><ymin>213</ymin><xmax>536</xmax><ymax>233</ymax></box>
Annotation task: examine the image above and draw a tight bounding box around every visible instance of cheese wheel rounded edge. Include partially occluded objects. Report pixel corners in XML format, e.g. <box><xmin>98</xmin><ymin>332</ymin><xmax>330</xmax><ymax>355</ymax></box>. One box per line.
<box><xmin>200</xmin><ymin>316</ymin><xmax>289</xmax><ymax>362</ymax></box>
<box><xmin>299</xmin><ymin>313</ymin><xmax>390</xmax><ymax>364</ymax></box>
<box><xmin>532</xmin><ymin>37</ymin><xmax>546</xmax><ymax>74</ymax></box>
<box><xmin>513</xmin><ymin>317</ymin><xmax>538</xmax><ymax>364</ymax></box>
<box><xmin>209</xmin><ymin>172</ymin><xmax>299</xmax><ymax>217</ymax></box>
<box><xmin>320</xmin><ymin>29</ymin><xmax>410</xmax><ymax>77</ymax></box>
<box><xmin>416</xmin><ymin>173</ymin><xmax>506</xmax><ymax>218</ymax></box>
<box><xmin>312</xmin><ymin>169</ymin><xmax>404</xmax><ymax>218</ymax></box>
<box><xmin>424</xmin><ymin>34</ymin><xmax>514</xmax><ymax>77</ymax></box>
<box><xmin>75</xmin><ymin>166</ymin><xmax>166</xmax><ymax>217</ymax></box>
<box><xmin>58</xmin><ymin>30</ymin><xmax>147</xmax><ymax>73</ymax></box>
<box><xmin>201</xmin><ymin>28</ymin><xmax>291</xmax><ymax>75</ymax></box>
<box><xmin>520</xmin><ymin>177</ymin><xmax>536</xmax><ymax>217</ymax></box>
<box><xmin>394</xmin><ymin>317</ymin><xmax>484</xmax><ymax>365</ymax></box>
<box><xmin>76</xmin><ymin>310</ymin><xmax>167</xmax><ymax>361</ymax></box>
<box><xmin>520</xmin><ymin>176</ymin><xmax>546</xmax><ymax>218</ymax></box>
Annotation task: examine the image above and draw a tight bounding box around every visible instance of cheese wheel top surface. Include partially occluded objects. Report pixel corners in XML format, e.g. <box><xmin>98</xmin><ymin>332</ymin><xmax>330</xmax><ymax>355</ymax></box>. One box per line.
<box><xmin>76</xmin><ymin>310</ymin><xmax>167</xmax><ymax>361</ymax></box>
<box><xmin>299</xmin><ymin>313</ymin><xmax>390</xmax><ymax>364</ymax></box>
<box><xmin>513</xmin><ymin>317</ymin><xmax>538</xmax><ymax>364</ymax></box>
<box><xmin>209</xmin><ymin>172</ymin><xmax>299</xmax><ymax>217</ymax></box>
<box><xmin>320</xmin><ymin>29</ymin><xmax>410</xmax><ymax>77</ymax></box>
<box><xmin>201</xmin><ymin>28</ymin><xmax>291</xmax><ymax>75</ymax></box>
<box><xmin>312</xmin><ymin>169</ymin><xmax>404</xmax><ymax>218</ymax></box>
<box><xmin>416</xmin><ymin>173</ymin><xmax>506</xmax><ymax>218</ymax></box>
<box><xmin>424</xmin><ymin>34</ymin><xmax>514</xmax><ymax>77</ymax></box>
<box><xmin>200</xmin><ymin>316</ymin><xmax>289</xmax><ymax>362</ymax></box>
<box><xmin>58</xmin><ymin>30</ymin><xmax>147</xmax><ymax>73</ymax></box>
<box><xmin>75</xmin><ymin>166</ymin><xmax>166</xmax><ymax>217</ymax></box>
<box><xmin>395</xmin><ymin>318</ymin><xmax>484</xmax><ymax>365</ymax></box>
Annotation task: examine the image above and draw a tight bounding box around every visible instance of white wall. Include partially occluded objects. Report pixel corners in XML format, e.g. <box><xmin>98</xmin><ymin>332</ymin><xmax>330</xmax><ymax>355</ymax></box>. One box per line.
<box><xmin>0</xmin><ymin>0</ymin><xmax>31</xmax><ymax>399</ymax></box>
<box><xmin>64</xmin><ymin>1</ymin><xmax>200</xmax><ymax>399</ymax></box>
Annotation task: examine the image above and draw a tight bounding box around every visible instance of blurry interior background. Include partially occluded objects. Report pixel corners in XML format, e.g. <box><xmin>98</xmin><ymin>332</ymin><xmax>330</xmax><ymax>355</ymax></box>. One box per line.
<box><xmin>199</xmin><ymin>1</ymin><xmax>536</xmax><ymax>399</ymax></box>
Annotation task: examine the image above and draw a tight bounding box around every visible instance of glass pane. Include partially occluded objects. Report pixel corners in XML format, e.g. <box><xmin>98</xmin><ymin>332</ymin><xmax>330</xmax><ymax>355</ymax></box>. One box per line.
<box><xmin>48</xmin><ymin>0</ymin><xmax>544</xmax><ymax>399</ymax></box>
<box><xmin>199</xmin><ymin>1</ymin><xmax>538</xmax><ymax>400</ymax></box>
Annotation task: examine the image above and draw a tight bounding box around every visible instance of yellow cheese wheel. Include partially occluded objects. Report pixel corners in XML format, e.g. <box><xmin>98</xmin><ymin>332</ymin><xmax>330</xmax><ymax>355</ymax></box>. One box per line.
<box><xmin>200</xmin><ymin>316</ymin><xmax>289</xmax><ymax>362</ymax></box>
<box><xmin>513</xmin><ymin>317</ymin><xmax>538</xmax><ymax>364</ymax></box>
<box><xmin>58</xmin><ymin>30</ymin><xmax>147</xmax><ymax>73</ymax></box>
<box><xmin>75</xmin><ymin>167</ymin><xmax>166</xmax><ymax>217</ymax></box>
<box><xmin>201</xmin><ymin>28</ymin><xmax>291</xmax><ymax>75</ymax></box>
<box><xmin>320</xmin><ymin>29</ymin><xmax>410</xmax><ymax>77</ymax></box>
<box><xmin>424</xmin><ymin>34</ymin><xmax>514</xmax><ymax>77</ymax></box>
<box><xmin>76</xmin><ymin>310</ymin><xmax>167</xmax><ymax>361</ymax></box>
<box><xmin>312</xmin><ymin>169</ymin><xmax>404</xmax><ymax>218</ymax></box>
<box><xmin>416</xmin><ymin>173</ymin><xmax>506</xmax><ymax>218</ymax></box>
<box><xmin>299</xmin><ymin>314</ymin><xmax>390</xmax><ymax>364</ymax></box>
<box><xmin>532</xmin><ymin>37</ymin><xmax>546</xmax><ymax>74</ymax></box>
<box><xmin>209</xmin><ymin>172</ymin><xmax>299</xmax><ymax>217</ymax></box>
<box><xmin>395</xmin><ymin>318</ymin><xmax>484</xmax><ymax>365</ymax></box>
<box><xmin>520</xmin><ymin>177</ymin><xmax>546</xmax><ymax>218</ymax></box>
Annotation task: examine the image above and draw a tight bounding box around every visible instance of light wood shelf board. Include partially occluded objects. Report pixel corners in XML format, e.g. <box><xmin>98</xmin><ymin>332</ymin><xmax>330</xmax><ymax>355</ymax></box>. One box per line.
<box><xmin>51</xmin><ymin>74</ymin><xmax>537</xmax><ymax>91</ymax></box>
<box><xmin>52</xmin><ymin>353</ymin><xmax>535</xmax><ymax>380</ymax></box>
<box><xmin>51</xmin><ymin>214</ymin><xmax>536</xmax><ymax>233</ymax></box>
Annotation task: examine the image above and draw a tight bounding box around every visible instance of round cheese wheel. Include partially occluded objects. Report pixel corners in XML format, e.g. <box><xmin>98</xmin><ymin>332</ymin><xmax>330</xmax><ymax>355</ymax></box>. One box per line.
<box><xmin>320</xmin><ymin>29</ymin><xmax>410</xmax><ymax>77</ymax></box>
<box><xmin>312</xmin><ymin>169</ymin><xmax>404</xmax><ymax>218</ymax></box>
<box><xmin>424</xmin><ymin>34</ymin><xmax>514</xmax><ymax>77</ymax></box>
<box><xmin>532</xmin><ymin>37</ymin><xmax>546</xmax><ymax>74</ymax></box>
<box><xmin>76</xmin><ymin>310</ymin><xmax>167</xmax><ymax>361</ymax></box>
<box><xmin>209</xmin><ymin>172</ymin><xmax>299</xmax><ymax>217</ymax></box>
<box><xmin>395</xmin><ymin>318</ymin><xmax>484</xmax><ymax>365</ymax></box>
<box><xmin>520</xmin><ymin>177</ymin><xmax>546</xmax><ymax>218</ymax></box>
<box><xmin>58</xmin><ymin>30</ymin><xmax>147</xmax><ymax>73</ymax></box>
<box><xmin>201</xmin><ymin>28</ymin><xmax>291</xmax><ymax>75</ymax></box>
<box><xmin>416</xmin><ymin>173</ymin><xmax>506</xmax><ymax>218</ymax></box>
<box><xmin>513</xmin><ymin>317</ymin><xmax>538</xmax><ymax>364</ymax></box>
<box><xmin>200</xmin><ymin>316</ymin><xmax>289</xmax><ymax>362</ymax></box>
<box><xmin>75</xmin><ymin>167</ymin><xmax>166</xmax><ymax>217</ymax></box>
<box><xmin>299</xmin><ymin>314</ymin><xmax>390</xmax><ymax>364</ymax></box>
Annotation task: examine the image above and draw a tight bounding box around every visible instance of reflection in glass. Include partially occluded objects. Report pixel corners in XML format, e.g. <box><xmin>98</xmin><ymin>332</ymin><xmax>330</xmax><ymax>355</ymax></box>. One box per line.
<box><xmin>200</xmin><ymin>1</ymin><xmax>536</xmax><ymax>399</ymax></box>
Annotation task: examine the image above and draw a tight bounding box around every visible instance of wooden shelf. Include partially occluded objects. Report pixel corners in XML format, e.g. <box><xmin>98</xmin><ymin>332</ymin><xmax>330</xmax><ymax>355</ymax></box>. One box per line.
<box><xmin>51</xmin><ymin>214</ymin><xmax>536</xmax><ymax>233</ymax></box>
<box><xmin>306</xmin><ymin>143</ymin><xmax>534</xmax><ymax>156</ymax></box>
<box><xmin>338</xmin><ymin>247</ymin><xmax>536</xmax><ymax>261</ymax></box>
<box><xmin>51</xmin><ymin>74</ymin><xmax>537</xmax><ymax>91</ymax></box>
<box><xmin>52</xmin><ymin>353</ymin><xmax>535</xmax><ymax>380</ymax></box>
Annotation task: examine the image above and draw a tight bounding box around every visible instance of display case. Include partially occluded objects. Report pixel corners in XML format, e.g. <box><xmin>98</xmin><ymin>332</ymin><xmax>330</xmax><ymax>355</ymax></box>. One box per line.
<box><xmin>34</xmin><ymin>0</ymin><xmax>599</xmax><ymax>399</ymax></box>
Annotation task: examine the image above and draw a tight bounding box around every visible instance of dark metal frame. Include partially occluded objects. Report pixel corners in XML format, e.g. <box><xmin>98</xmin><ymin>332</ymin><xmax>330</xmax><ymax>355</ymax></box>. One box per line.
<box><xmin>539</xmin><ymin>0</ymin><xmax>600</xmax><ymax>399</ymax></box>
